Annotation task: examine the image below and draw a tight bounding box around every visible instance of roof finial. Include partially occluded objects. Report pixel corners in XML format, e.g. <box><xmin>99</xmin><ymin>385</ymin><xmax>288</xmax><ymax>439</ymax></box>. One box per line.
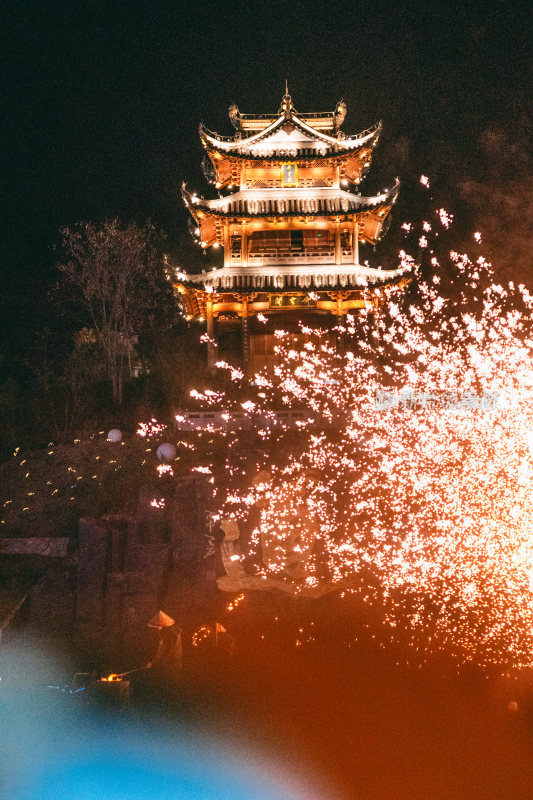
<box><xmin>281</xmin><ymin>80</ymin><xmax>292</xmax><ymax>118</ymax></box>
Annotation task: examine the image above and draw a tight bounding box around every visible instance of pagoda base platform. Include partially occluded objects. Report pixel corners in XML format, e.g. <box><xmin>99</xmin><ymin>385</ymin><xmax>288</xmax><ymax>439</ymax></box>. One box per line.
<box><xmin>177</xmin><ymin>279</ymin><xmax>411</xmax><ymax>375</ymax></box>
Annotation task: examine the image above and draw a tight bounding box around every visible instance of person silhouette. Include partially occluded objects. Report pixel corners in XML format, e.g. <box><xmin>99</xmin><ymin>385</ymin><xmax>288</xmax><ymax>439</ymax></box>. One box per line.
<box><xmin>146</xmin><ymin>611</ymin><xmax>183</xmax><ymax>695</ymax></box>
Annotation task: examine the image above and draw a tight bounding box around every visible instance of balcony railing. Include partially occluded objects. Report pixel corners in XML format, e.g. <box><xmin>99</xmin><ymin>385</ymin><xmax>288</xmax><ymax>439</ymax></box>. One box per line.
<box><xmin>233</xmin><ymin>248</ymin><xmax>355</xmax><ymax>266</ymax></box>
<box><xmin>246</xmin><ymin>178</ymin><xmax>332</xmax><ymax>189</ymax></box>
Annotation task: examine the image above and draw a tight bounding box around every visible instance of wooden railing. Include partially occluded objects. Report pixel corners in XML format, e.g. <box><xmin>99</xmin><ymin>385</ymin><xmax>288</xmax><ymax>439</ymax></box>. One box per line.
<box><xmin>246</xmin><ymin>178</ymin><xmax>332</xmax><ymax>189</ymax></box>
<box><xmin>247</xmin><ymin>249</ymin><xmax>335</xmax><ymax>264</ymax></box>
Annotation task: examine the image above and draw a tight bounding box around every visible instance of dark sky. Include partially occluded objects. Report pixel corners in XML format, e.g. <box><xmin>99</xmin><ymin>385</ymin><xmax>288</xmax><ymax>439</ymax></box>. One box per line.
<box><xmin>2</xmin><ymin>0</ymin><xmax>532</xmax><ymax>310</ymax></box>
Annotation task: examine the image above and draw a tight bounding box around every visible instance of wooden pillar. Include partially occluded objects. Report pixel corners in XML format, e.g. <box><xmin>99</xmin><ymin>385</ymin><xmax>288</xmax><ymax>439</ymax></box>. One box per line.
<box><xmin>335</xmin><ymin>165</ymin><xmax>341</xmax><ymax>188</ymax></box>
<box><xmin>223</xmin><ymin>223</ymin><xmax>231</xmax><ymax>267</ymax></box>
<box><xmin>241</xmin><ymin>296</ymin><xmax>250</xmax><ymax>374</ymax></box>
<box><xmin>334</xmin><ymin>221</ymin><xmax>341</xmax><ymax>266</ymax></box>
<box><xmin>336</xmin><ymin>292</ymin><xmax>344</xmax><ymax>324</ymax></box>
<box><xmin>352</xmin><ymin>219</ymin><xmax>359</xmax><ymax>265</ymax></box>
<box><xmin>206</xmin><ymin>295</ymin><xmax>216</xmax><ymax>369</ymax></box>
<box><xmin>241</xmin><ymin>221</ymin><xmax>248</xmax><ymax>267</ymax></box>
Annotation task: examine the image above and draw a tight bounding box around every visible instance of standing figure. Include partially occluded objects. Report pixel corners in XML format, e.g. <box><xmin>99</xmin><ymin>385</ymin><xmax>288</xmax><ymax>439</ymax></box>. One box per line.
<box><xmin>146</xmin><ymin>610</ymin><xmax>183</xmax><ymax>694</ymax></box>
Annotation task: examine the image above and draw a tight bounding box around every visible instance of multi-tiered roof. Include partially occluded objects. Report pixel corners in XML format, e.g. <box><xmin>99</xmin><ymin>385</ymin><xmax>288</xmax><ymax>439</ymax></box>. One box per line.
<box><xmin>178</xmin><ymin>93</ymin><xmax>411</xmax><ymax>373</ymax></box>
<box><xmin>180</xmin><ymin>91</ymin><xmax>408</xmax><ymax>299</ymax></box>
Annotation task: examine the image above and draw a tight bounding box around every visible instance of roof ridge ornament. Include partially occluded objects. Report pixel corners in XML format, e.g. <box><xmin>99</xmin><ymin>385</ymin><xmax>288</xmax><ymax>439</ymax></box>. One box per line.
<box><xmin>281</xmin><ymin>80</ymin><xmax>293</xmax><ymax>119</ymax></box>
<box><xmin>228</xmin><ymin>102</ymin><xmax>241</xmax><ymax>131</ymax></box>
<box><xmin>334</xmin><ymin>100</ymin><xmax>347</xmax><ymax>131</ymax></box>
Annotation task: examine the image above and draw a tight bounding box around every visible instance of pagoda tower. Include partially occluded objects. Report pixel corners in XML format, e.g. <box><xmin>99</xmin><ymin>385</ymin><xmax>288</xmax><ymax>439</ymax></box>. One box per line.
<box><xmin>179</xmin><ymin>90</ymin><xmax>411</xmax><ymax>373</ymax></box>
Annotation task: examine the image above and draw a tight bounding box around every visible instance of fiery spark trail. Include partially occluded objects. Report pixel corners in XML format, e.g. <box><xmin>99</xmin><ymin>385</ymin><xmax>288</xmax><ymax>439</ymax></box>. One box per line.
<box><xmin>216</xmin><ymin>234</ymin><xmax>533</xmax><ymax>667</ymax></box>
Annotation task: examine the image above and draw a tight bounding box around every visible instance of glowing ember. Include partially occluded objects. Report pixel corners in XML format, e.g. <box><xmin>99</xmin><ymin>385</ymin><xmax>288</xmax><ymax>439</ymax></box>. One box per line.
<box><xmin>192</xmin><ymin>624</ymin><xmax>211</xmax><ymax>647</ymax></box>
<box><xmin>226</xmin><ymin>593</ymin><xmax>246</xmax><ymax>612</ymax></box>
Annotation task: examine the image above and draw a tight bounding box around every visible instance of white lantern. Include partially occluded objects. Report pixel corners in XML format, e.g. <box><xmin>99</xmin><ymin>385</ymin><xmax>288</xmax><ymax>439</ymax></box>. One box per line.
<box><xmin>156</xmin><ymin>443</ymin><xmax>177</xmax><ymax>462</ymax></box>
<box><xmin>107</xmin><ymin>429</ymin><xmax>122</xmax><ymax>443</ymax></box>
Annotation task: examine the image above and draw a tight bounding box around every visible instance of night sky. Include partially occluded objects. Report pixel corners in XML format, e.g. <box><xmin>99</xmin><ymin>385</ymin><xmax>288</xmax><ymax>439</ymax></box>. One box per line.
<box><xmin>2</xmin><ymin>0</ymin><xmax>532</xmax><ymax>343</ymax></box>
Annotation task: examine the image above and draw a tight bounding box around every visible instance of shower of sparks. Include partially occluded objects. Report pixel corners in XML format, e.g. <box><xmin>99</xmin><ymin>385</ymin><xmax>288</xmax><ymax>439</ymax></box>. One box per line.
<box><xmin>438</xmin><ymin>209</ymin><xmax>453</xmax><ymax>229</ymax></box>
<box><xmin>206</xmin><ymin>230</ymin><xmax>533</xmax><ymax>668</ymax></box>
<box><xmin>200</xmin><ymin>332</ymin><xmax>217</xmax><ymax>345</ymax></box>
<box><xmin>226</xmin><ymin>593</ymin><xmax>246</xmax><ymax>612</ymax></box>
<box><xmin>137</xmin><ymin>419</ymin><xmax>167</xmax><ymax>437</ymax></box>
<box><xmin>157</xmin><ymin>464</ymin><xmax>174</xmax><ymax>477</ymax></box>
<box><xmin>3</xmin><ymin>194</ymin><xmax>532</xmax><ymax>671</ymax></box>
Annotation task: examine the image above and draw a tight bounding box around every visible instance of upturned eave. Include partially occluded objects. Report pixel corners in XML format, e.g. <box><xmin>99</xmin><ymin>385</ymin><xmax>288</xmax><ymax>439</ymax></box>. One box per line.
<box><xmin>182</xmin><ymin>179</ymin><xmax>399</xmax><ymax>221</ymax></box>
<box><xmin>199</xmin><ymin>116</ymin><xmax>382</xmax><ymax>156</ymax></box>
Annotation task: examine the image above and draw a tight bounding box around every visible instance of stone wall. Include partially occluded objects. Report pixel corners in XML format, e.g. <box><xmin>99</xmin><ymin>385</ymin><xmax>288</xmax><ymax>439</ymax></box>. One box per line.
<box><xmin>72</xmin><ymin>476</ymin><xmax>217</xmax><ymax>667</ymax></box>
<box><xmin>0</xmin><ymin>475</ymin><xmax>218</xmax><ymax>669</ymax></box>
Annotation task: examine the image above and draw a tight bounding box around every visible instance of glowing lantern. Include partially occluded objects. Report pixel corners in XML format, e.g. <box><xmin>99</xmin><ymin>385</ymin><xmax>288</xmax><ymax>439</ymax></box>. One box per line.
<box><xmin>107</xmin><ymin>429</ymin><xmax>122</xmax><ymax>443</ymax></box>
<box><xmin>156</xmin><ymin>443</ymin><xmax>177</xmax><ymax>462</ymax></box>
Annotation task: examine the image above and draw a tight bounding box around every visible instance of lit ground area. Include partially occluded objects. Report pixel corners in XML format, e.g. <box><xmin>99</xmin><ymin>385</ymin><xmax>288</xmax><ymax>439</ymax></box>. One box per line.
<box><xmin>3</xmin><ymin>600</ymin><xmax>533</xmax><ymax>799</ymax></box>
